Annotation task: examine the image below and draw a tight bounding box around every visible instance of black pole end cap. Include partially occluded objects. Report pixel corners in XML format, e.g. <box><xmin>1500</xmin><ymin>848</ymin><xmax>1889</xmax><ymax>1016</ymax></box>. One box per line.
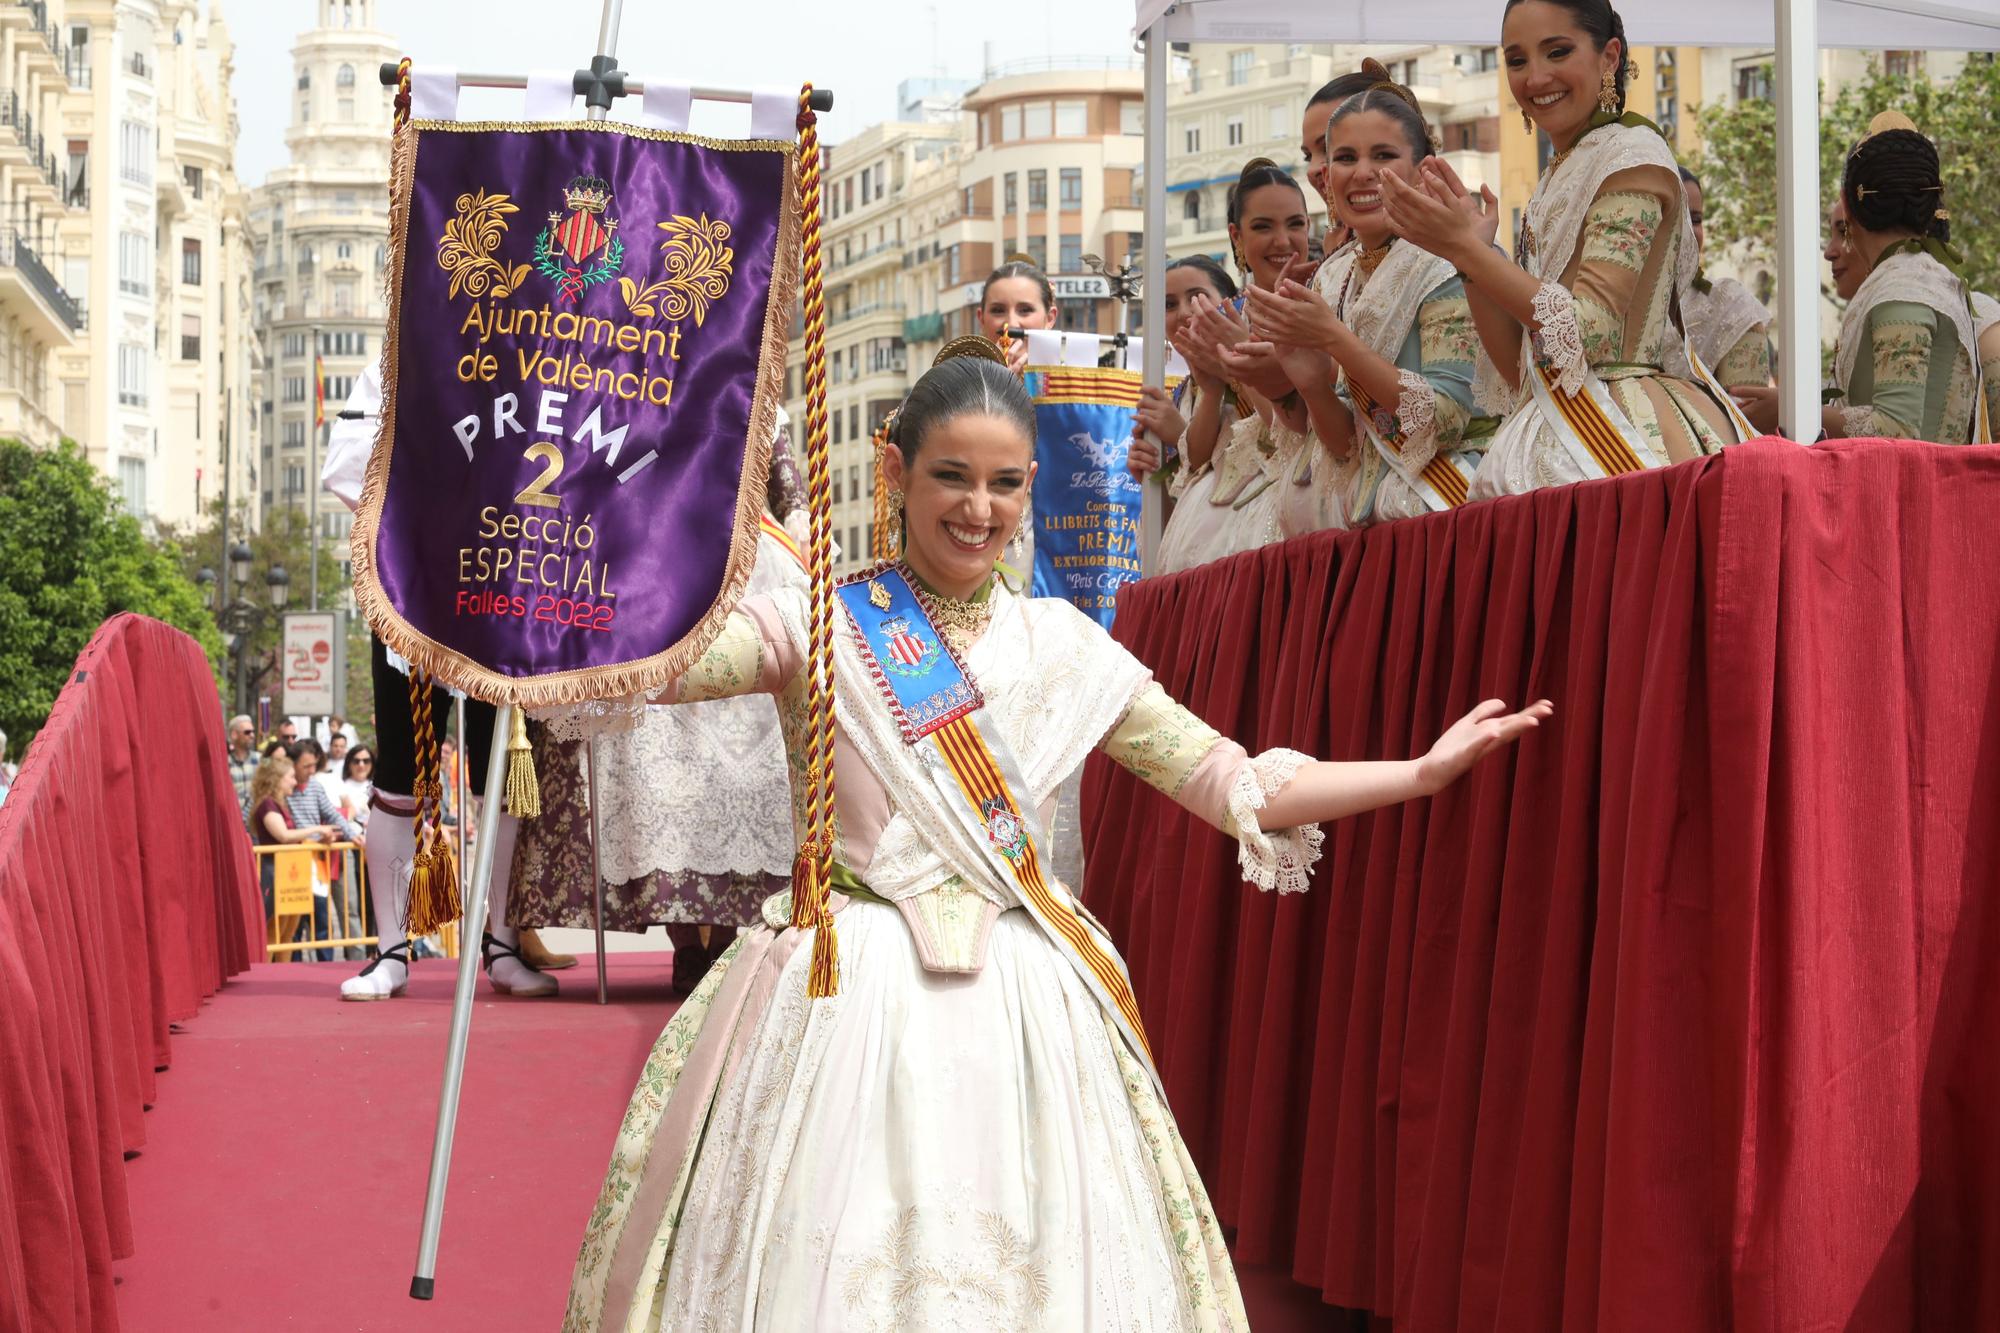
<box><xmin>409</xmin><ymin>1276</ymin><xmax>436</xmax><ymax>1301</ymax></box>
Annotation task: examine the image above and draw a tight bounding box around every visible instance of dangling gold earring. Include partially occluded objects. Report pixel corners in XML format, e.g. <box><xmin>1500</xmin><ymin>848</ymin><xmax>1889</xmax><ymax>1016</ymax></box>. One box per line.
<box><xmin>1521</xmin><ymin>106</ymin><xmax>1534</xmax><ymax>133</ymax></box>
<box><xmin>1009</xmin><ymin>495</ymin><xmax>1032</xmax><ymax>565</ymax></box>
<box><xmin>1597</xmin><ymin>68</ymin><xmax>1619</xmax><ymax>114</ymax></box>
<box><xmin>886</xmin><ymin>487</ymin><xmax>904</xmax><ymax>560</ymax></box>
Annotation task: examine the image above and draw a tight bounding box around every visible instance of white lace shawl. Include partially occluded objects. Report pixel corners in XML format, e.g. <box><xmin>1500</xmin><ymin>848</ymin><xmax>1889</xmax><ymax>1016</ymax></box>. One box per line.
<box><xmin>1475</xmin><ymin>122</ymin><xmax>1700</xmax><ymax>412</ymax></box>
<box><xmin>1832</xmin><ymin>248</ymin><xmax>1976</xmax><ymax>396</ymax></box>
<box><xmin>1685</xmin><ymin>276</ymin><xmax>1770</xmax><ymax>373</ymax></box>
<box><xmin>1335</xmin><ymin>240</ymin><xmax>1458</xmax><ymax>441</ymax></box>
<box><xmin>777</xmin><ymin>581</ymin><xmax>1150</xmax><ymax>908</ymax></box>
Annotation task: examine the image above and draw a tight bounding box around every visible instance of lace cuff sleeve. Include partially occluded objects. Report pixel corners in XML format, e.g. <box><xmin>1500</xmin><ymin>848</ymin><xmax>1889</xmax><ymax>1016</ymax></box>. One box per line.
<box><xmin>1530</xmin><ymin>281</ymin><xmax>1588</xmax><ymax>397</ymax></box>
<box><xmin>1222</xmin><ymin>748</ymin><xmax>1326</xmax><ymax>895</ymax></box>
<box><xmin>1377</xmin><ymin>368</ymin><xmax>1440</xmax><ymax>463</ymax></box>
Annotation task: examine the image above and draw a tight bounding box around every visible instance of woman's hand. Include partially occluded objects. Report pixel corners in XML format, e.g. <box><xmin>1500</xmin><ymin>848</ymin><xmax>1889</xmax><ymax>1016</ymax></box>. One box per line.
<box><xmin>1243</xmin><ymin>280</ymin><xmax>1345</xmax><ymax>354</ymax></box>
<box><xmin>1170</xmin><ymin>324</ymin><xmax>1229</xmax><ymax>387</ymax></box>
<box><xmin>1218</xmin><ymin>340</ymin><xmax>1301</xmax><ymax>402</ymax></box>
<box><xmin>1729</xmin><ymin>384</ymin><xmax>1781</xmax><ymax>436</ymax></box>
<box><xmin>1189</xmin><ymin>296</ymin><xmax>1252</xmax><ymax>357</ymax></box>
<box><xmin>1127</xmin><ymin>430</ymin><xmax>1163</xmax><ymax>479</ymax></box>
<box><xmin>1235</xmin><ymin>339</ymin><xmax>1332</xmax><ymax>393</ymax></box>
<box><xmin>1003</xmin><ymin>334</ymin><xmax>1030</xmax><ymax>379</ymax></box>
<box><xmin>1382</xmin><ymin>169</ymin><xmax>1482</xmax><ymax>263</ymax></box>
<box><xmin>1416</xmin><ymin>699</ymin><xmax>1553</xmax><ymax>795</ymax></box>
<box><xmin>1134</xmin><ymin>385</ymin><xmax>1186</xmax><ymax>449</ymax></box>
<box><xmin>1418</xmin><ymin>157</ymin><xmax>1501</xmax><ymax>250</ymax></box>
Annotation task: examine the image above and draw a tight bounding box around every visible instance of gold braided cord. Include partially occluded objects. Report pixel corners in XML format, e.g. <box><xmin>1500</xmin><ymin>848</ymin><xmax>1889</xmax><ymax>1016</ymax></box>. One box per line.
<box><xmin>404</xmin><ymin>667</ymin><xmax>460</xmax><ymax>935</ymax></box>
<box><xmin>393</xmin><ymin>57</ymin><xmax>412</xmax><ymax>131</ymax></box>
<box><xmin>791</xmin><ymin>83</ymin><xmax>841</xmax><ymax>998</ymax></box>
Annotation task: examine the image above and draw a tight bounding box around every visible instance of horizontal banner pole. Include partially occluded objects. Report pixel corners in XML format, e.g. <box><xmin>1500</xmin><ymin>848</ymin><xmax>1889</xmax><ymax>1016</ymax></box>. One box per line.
<box><xmin>377</xmin><ymin>62</ymin><xmax>834</xmax><ymax>112</ymax></box>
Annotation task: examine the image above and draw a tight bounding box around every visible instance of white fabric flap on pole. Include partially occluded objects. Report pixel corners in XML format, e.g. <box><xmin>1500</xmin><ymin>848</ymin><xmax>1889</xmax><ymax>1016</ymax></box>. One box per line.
<box><xmin>1026</xmin><ymin>329</ymin><xmax>1106</xmax><ymax>369</ymax></box>
<box><xmin>524</xmin><ymin>69</ymin><xmax>575</xmax><ymax>119</ymax></box>
<box><xmin>1135</xmin><ymin>0</ymin><xmax>2000</xmax><ymax>48</ymax></box>
<box><xmin>1114</xmin><ymin>337</ymin><xmax>1191</xmax><ymax>378</ymax></box>
<box><xmin>410</xmin><ymin>66</ymin><xmax>462</xmax><ymax>122</ymax></box>
<box><xmin>637</xmin><ymin>80</ymin><xmax>694</xmax><ymax>133</ymax></box>
<box><xmin>750</xmin><ymin>89</ymin><xmax>795</xmax><ymax>141</ymax></box>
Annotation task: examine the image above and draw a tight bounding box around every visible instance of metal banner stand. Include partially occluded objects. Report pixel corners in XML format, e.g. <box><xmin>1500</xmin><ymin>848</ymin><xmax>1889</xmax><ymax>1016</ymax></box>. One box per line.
<box><xmin>409</xmin><ymin>702</ymin><xmax>514</xmax><ymax>1301</ymax></box>
<box><xmin>588</xmin><ymin>738</ymin><xmax>608</xmax><ymax>1004</ymax></box>
<box><xmin>390</xmin><ymin>0</ymin><xmax>834</xmax><ymax>1300</ymax></box>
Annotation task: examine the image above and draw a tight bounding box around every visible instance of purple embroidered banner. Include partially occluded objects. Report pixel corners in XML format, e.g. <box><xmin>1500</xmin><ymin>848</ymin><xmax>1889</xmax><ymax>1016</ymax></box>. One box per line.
<box><xmin>353</xmin><ymin>120</ymin><xmax>798</xmax><ymax>707</ymax></box>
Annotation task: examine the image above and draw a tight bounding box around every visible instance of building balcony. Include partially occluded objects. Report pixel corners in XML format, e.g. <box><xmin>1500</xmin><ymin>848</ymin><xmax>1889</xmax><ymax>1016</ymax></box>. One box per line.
<box><xmin>0</xmin><ymin>231</ymin><xmax>82</xmax><ymax>338</ymax></box>
<box><xmin>834</xmin><ymin>240</ymin><xmax>900</xmax><ymax>277</ymax></box>
<box><xmin>830</xmin><ymin>302</ymin><xmax>902</xmax><ymax>330</ymax></box>
<box><xmin>903</xmin><ymin>311</ymin><xmax>945</xmax><ymax>344</ymax></box>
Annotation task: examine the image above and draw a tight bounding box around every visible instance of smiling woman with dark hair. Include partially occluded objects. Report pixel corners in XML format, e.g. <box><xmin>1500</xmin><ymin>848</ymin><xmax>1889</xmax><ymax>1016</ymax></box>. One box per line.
<box><xmin>562</xmin><ymin>337</ymin><xmax>1551</xmax><ymax>1331</ymax></box>
<box><xmin>1381</xmin><ymin>0</ymin><xmax>1741</xmax><ymax>495</ymax></box>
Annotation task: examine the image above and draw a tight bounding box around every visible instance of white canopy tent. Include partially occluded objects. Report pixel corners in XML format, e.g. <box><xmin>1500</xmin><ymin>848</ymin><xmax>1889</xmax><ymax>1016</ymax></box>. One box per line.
<box><xmin>1132</xmin><ymin>0</ymin><xmax>2000</xmax><ymax>556</ymax></box>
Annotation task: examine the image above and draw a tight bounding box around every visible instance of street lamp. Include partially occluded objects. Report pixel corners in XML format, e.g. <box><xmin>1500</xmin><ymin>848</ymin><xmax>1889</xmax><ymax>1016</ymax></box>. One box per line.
<box><xmin>213</xmin><ymin>553</ymin><xmax>293</xmax><ymax>717</ymax></box>
<box><xmin>194</xmin><ymin>566</ymin><xmax>216</xmax><ymax>609</ymax></box>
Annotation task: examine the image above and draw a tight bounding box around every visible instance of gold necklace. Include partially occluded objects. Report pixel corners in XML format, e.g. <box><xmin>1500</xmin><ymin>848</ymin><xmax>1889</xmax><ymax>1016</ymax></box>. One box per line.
<box><xmin>1355</xmin><ymin>239</ymin><xmax>1395</xmax><ymax>277</ymax></box>
<box><xmin>916</xmin><ymin>582</ymin><xmax>993</xmax><ymax>654</ymax></box>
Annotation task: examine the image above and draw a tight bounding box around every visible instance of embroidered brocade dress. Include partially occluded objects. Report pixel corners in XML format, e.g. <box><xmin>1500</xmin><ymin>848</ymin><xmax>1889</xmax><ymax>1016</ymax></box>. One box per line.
<box><xmin>1831</xmin><ymin>249</ymin><xmax>1980</xmax><ymax>444</ymax></box>
<box><xmin>1977</xmin><ymin>292</ymin><xmax>2000</xmax><ymax>435</ymax></box>
<box><xmin>1158</xmin><ymin>400</ymin><xmax>1288</xmax><ymax>572</ymax></box>
<box><xmin>1683</xmin><ymin>275</ymin><xmax>1772</xmax><ymax>392</ymax></box>
<box><xmin>565</xmin><ymin>579</ymin><xmax>1323</xmax><ymax>1332</ymax></box>
<box><xmin>1471</xmin><ymin>125</ymin><xmax>1733</xmax><ymax>499</ymax></box>
<box><xmin>1315</xmin><ymin>245</ymin><xmax>1484</xmax><ymax>526</ymax></box>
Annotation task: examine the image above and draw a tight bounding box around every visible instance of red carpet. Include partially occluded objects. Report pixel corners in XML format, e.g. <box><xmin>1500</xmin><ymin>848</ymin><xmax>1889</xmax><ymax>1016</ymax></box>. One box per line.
<box><xmin>114</xmin><ymin>953</ymin><xmax>1351</xmax><ymax>1330</ymax></box>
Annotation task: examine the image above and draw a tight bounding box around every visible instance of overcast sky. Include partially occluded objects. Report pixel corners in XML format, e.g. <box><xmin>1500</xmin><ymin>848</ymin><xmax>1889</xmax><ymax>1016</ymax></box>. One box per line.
<box><xmin>225</xmin><ymin>0</ymin><xmax>1141</xmax><ymax>187</ymax></box>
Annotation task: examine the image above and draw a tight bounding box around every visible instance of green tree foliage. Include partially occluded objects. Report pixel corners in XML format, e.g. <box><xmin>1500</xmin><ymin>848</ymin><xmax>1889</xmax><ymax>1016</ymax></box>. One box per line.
<box><xmin>1692</xmin><ymin>57</ymin><xmax>2000</xmax><ymax>298</ymax></box>
<box><xmin>0</xmin><ymin>439</ymin><xmax>223</xmax><ymax>754</ymax></box>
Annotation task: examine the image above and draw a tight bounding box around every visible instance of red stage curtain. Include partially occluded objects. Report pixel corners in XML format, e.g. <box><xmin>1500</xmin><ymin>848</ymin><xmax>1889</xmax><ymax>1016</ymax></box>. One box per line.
<box><xmin>0</xmin><ymin>614</ymin><xmax>261</xmax><ymax>1333</ymax></box>
<box><xmin>1084</xmin><ymin>440</ymin><xmax>2000</xmax><ymax>1330</ymax></box>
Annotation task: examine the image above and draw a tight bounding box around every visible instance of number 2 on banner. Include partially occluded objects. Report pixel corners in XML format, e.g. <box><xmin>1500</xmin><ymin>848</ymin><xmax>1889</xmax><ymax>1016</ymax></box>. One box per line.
<box><xmin>514</xmin><ymin>442</ymin><xmax>565</xmax><ymax>509</ymax></box>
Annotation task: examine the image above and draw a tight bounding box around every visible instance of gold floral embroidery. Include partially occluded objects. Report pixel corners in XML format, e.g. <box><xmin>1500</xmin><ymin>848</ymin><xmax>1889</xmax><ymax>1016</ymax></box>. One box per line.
<box><xmin>436</xmin><ymin>189</ymin><xmax>533</xmax><ymax>300</ymax></box>
<box><xmin>1100</xmin><ymin>683</ymin><xmax>1223</xmax><ymax>800</ymax></box>
<box><xmin>617</xmin><ymin>213</ymin><xmax>736</xmax><ymax>327</ymax></box>
<box><xmin>676</xmin><ymin>614</ymin><xmax>764</xmax><ymax>702</ymax></box>
<box><xmin>1715</xmin><ymin>330</ymin><xmax>1772</xmax><ymax>389</ymax></box>
<box><xmin>840</xmin><ymin>1208</ymin><xmax>1052</xmax><ymax>1323</ymax></box>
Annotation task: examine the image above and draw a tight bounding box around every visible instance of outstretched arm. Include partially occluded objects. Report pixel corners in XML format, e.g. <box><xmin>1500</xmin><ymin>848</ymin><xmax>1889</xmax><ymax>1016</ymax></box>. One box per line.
<box><xmin>1253</xmin><ymin>699</ymin><xmax>1551</xmax><ymax>830</ymax></box>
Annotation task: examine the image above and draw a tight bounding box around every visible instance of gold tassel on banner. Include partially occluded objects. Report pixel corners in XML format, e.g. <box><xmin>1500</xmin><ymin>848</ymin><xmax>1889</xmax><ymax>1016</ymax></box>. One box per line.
<box><xmin>794</xmin><ymin>84</ymin><xmax>841</xmax><ymax>999</ymax></box>
<box><xmin>503</xmin><ymin>707</ymin><xmax>540</xmax><ymax>818</ymax></box>
<box><xmin>403</xmin><ymin>666</ymin><xmax>462</xmax><ymax>937</ymax></box>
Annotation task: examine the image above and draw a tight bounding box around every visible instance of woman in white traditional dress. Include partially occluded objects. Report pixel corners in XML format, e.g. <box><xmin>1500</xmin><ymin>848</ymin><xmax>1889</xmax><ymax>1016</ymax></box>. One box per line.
<box><xmin>1185</xmin><ymin>159</ymin><xmax>1330</xmax><ymax>545</ymax></box>
<box><xmin>1816</xmin><ymin>115</ymin><xmax>1986</xmax><ymax>445</ymax></box>
<box><xmin>563</xmin><ymin>340</ymin><xmax>1550</xmax><ymax>1332</ymax></box>
<box><xmin>1676</xmin><ymin>169</ymin><xmax>1772</xmax><ymax>395</ymax></box>
<box><xmin>1125</xmin><ymin>256</ymin><xmax>1248</xmax><ymax>574</ymax></box>
<box><xmin>1381</xmin><ymin>0</ymin><xmax>1739</xmax><ymax>499</ymax></box>
<box><xmin>1237</xmin><ymin>64</ymin><xmax>1490</xmax><ymax>526</ymax></box>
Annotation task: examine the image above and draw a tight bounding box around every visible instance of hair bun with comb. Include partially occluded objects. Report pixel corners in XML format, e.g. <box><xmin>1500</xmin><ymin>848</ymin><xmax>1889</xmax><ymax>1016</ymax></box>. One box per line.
<box><xmin>933</xmin><ymin>335</ymin><xmax>1008</xmax><ymax>368</ymax></box>
<box><xmin>1359</xmin><ymin>57</ymin><xmax>1392</xmax><ymax>83</ymax></box>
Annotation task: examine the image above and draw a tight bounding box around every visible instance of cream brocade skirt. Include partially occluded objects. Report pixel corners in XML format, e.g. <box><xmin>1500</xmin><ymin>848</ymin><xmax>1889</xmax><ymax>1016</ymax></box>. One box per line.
<box><xmin>1469</xmin><ymin>367</ymin><xmax>1730</xmax><ymax>499</ymax></box>
<box><xmin>565</xmin><ymin>899</ymin><xmax>1248</xmax><ymax>1332</ymax></box>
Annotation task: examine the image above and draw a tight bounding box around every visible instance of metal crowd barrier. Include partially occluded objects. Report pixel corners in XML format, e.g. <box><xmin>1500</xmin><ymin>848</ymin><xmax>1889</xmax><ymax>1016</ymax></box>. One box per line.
<box><xmin>250</xmin><ymin>841</ymin><xmax>459</xmax><ymax>962</ymax></box>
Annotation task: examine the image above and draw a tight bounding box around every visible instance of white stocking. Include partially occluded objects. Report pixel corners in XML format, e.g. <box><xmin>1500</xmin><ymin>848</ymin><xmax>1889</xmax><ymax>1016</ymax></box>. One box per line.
<box><xmin>339</xmin><ymin>797</ymin><xmax>414</xmax><ymax>1000</ymax></box>
<box><xmin>480</xmin><ymin>812</ymin><xmax>556</xmax><ymax>997</ymax></box>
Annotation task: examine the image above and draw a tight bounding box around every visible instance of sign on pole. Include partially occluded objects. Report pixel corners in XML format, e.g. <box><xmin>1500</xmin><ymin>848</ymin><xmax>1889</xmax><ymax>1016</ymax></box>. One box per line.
<box><xmin>282</xmin><ymin>610</ymin><xmax>344</xmax><ymax>717</ymax></box>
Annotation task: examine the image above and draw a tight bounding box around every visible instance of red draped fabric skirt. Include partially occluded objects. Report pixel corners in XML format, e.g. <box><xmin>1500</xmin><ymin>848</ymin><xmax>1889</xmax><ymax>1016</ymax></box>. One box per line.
<box><xmin>1083</xmin><ymin>440</ymin><xmax>2000</xmax><ymax>1330</ymax></box>
<box><xmin>0</xmin><ymin>614</ymin><xmax>262</xmax><ymax>1332</ymax></box>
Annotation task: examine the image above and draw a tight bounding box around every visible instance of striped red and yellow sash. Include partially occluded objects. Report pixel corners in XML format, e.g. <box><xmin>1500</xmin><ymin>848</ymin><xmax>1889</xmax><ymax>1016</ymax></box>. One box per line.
<box><xmin>759</xmin><ymin>512</ymin><xmax>806</xmax><ymax>571</ymax></box>
<box><xmin>1532</xmin><ymin>360</ymin><xmax>1647</xmax><ymax>475</ymax></box>
<box><xmin>1348</xmin><ymin>378</ymin><xmax>1473</xmax><ymax>508</ymax></box>
<box><xmin>929</xmin><ymin>713</ymin><xmax>1152</xmax><ymax>1060</ymax></box>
